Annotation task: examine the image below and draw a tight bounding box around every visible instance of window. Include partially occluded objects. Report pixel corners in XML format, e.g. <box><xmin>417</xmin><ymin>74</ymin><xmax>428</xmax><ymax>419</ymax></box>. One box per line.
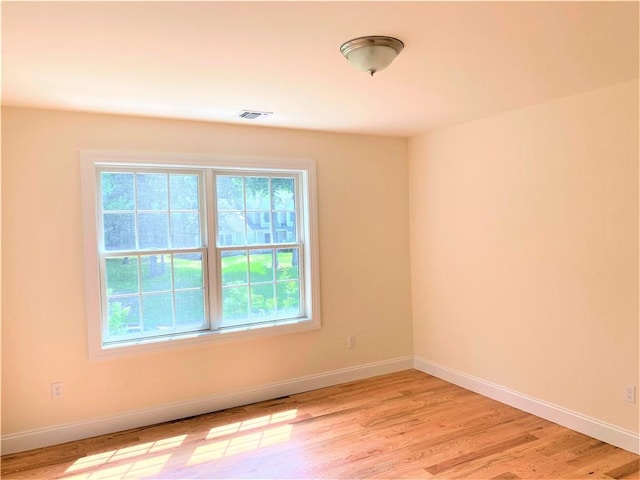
<box><xmin>81</xmin><ymin>152</ymin><xmax>320</xmax><ymax>358</ymax></box>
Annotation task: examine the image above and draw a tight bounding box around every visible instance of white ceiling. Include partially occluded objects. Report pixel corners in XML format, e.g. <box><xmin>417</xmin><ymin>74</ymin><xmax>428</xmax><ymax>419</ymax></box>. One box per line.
<box><xmin>2</xmin><ymin>1</ymin><xmax>638</xmax><ymax>137</ymax></box>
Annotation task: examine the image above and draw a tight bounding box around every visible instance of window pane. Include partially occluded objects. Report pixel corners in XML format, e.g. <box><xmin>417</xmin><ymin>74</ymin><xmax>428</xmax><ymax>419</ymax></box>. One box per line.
<box><xmin>170</xmin><ymin>174</ymin><xmax>199</xmax><ymax>210</ymax></box>
<box><xmin>222</xmin><ymin>286</ymin><xmax>249</xmax><ymax>325</ymax></box>
<box><xmin>246</xmin><ymin>212</ymin><xmax>272</xmax><ymax>245</ymax></box>
<box><xmin>250</xmin><ymin>250</ymin><xmax>274</xmax><ymax>283</ymax></box>
<box><xmin>272</xmin><ymin>178</ymin><xmax>295</xmax><ymax>210</ymax></box>
<box><xmin>277</xmin><ymin>281</ymin><xmax>300</xmax><ymax>313</ymax></box>
<box><xmin>92</xmin><ymin>163</ymin><xmax>313</xmax><ymax>350</ymax></box>
<box><xmin>171</xmin><ymin>212</ymin><xmax>200</xmax><ymax>248</ymax></box>
<box><xmin>276</xmin><ymin>248</ymin><xmax>299</xmax><ymax>281</ymax></box>
<box><xmin>106</xmin><ymin>296</ymin><xmax>140</xmax><ymax>338</ymax></box>
<box><xmin>101</xmin><ymin>173</ymin><xmax>134</xmax><ymax>211</ymax></box>
<box><xmin>175</xmin><ymin>290</ymin><xmax>205</xmax><ymax>328</ymax></box>
<box><xmin>221</xmin><ymin>250</ymin><xmax>247</xmax><ymax>286</ymax></box>
<box><xmin>142</xmin><ymin>293</ymin><xmax>173</xmax><ymax>331</ymax></box>
<box><xmin>138</xmin><ymin>213</ymin><xmax>169</xmax><ymax>249</ymax></box>
<box><xmin>218</xmin><ymin>212</ymin><xmax>246</xmax><ymax>246</ymax></box>
<box><xmin>273</xmin><ymin>212</ymin><xmax>296</xmax><ymax>243</ymax></box>
<box><xmin>104</xmin><ymin>213</ymin><xmax>136</xmax><ymax>251</ymax></box>
<box><xmin>251</xmin><ymin>284</ymin><xmax>275</xmax><ymax>317</ymax></box>
<box><xmin>136</xmin><ymin>173</ymin><xmax>168</xmax><ymax>211</ymax></box>
<box><xmin>141</xmin><ymin>254</ymin><xmax>172</xmax><ymax>293</ymax></box>
<box><xmin>246</xmin><ymin>177</ymin><xmax>270</xmax><ymax>210</ymax></box>
<box><xmin>105</xmin><ymin>257</ymin><xmax>139</xmax><ymax>295</ymax></box>
<box><xmin>174</xmin><ymin>253</ymin><xmax>203</xmax><ymax>289</ymax></box>
<box><xmin>217</xmin><ymin>176</ymin><xmax>244</xmax><ymax>211</ymax></box>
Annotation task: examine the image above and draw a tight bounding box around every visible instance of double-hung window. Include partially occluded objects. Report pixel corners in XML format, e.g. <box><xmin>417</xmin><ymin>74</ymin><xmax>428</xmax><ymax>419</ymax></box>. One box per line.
<box><xmin>82</xmin><ymin>152</ymin><xmax>320</xmax><ymax>358</ymax></box>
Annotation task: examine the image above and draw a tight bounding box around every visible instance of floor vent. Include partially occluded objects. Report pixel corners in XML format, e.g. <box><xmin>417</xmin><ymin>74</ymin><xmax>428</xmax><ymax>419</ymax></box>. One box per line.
<box><xmin>236</xmin><ymin>110</ymin><xmax>273</xmax><ymax>120</ymax></box>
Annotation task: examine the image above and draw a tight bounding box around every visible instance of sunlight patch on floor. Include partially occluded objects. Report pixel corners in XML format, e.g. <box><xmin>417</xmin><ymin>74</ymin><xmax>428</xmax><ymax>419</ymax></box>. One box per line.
<box><xmin>64</xmin><ymin>435</ymin><xmax>186</xmax><ymax>473</ymax></box>
<box><xmin>62</xmin><ymin>453</ymin><xmax>171</xmax><ymax>479</ymax></box>
<box><xmin>206</xmin><ymin>409</ymin><xmax>298</xmax><ymax>439</ymax></box>
<box><xmin>188</xmin><ymin>424</ymin><xmax>293</xmax><ymax>466</ymax></box>
<box><xmin>59</xmin><ymin>410</ymin><xmax>299</xmax><ymax>478</ymax></box>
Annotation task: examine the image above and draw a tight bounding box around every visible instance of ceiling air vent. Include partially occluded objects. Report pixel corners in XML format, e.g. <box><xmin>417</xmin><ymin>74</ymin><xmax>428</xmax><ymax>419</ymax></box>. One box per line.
<box><xmin>236</xmin><ymin>110</ymin><xmax>273</xmax><ymax>120</ymax></box>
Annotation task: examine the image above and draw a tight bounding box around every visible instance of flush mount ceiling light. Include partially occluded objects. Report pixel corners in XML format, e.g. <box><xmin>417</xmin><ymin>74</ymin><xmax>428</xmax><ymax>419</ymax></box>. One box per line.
<box><xmin>340</xmin><ymin>36</ymin><xmax>404</xmax><ymax>76</ymax></box>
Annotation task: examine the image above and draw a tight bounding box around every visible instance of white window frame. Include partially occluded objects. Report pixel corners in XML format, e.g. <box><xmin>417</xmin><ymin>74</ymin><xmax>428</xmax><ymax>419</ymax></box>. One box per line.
<box><xmin>81</xmin><ymin>151</ymin><xmax>321</xmax><ymax>360</ymax></box>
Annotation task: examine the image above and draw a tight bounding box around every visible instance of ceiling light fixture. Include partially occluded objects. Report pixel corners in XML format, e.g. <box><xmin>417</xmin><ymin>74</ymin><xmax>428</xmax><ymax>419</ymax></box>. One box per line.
<box><xmin>340</xmin><ymin>36</ymin><xmax>404</xmax><ymax>76</ymax></box>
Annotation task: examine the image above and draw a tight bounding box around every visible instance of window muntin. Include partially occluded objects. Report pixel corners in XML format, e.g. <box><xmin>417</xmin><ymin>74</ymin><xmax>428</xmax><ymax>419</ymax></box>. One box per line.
<box><xmin>215</xmin><ymin>176</ymin><xmax>297</xmax><ymax>247</ymax></box>
<box><xmin>103</xmin><ymin>252</ymin><xmax>207</xmax><ymax>343</ymax></box>
<box><xmin>214</xmin><ymin>174</ymin><xmax>303</xmax><ymax>328</ymax></box>
<box><xmin>100</xmin><ymin>171</ymin><xmax>202</xmax><ymax>252</ymax></box>
<box><xmin>98</xmin><ymin>169</ymin><xmax>207</xmax><ymax>344</ymax></box>
<box><xmin>219</xmin><ymin>247</ymin><xmax>302</xmax><ymax>328</ymax></box>
<box><xmin>86</xmin><ymin>156</ymin><xmax>319</xmax><ymax>355</ymax></box>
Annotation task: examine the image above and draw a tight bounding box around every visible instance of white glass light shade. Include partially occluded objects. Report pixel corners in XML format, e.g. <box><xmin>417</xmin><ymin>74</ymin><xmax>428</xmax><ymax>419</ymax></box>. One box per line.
<box><xmin>345</xmin><ymin>45</ymin><xmax>398</xmax><ymax>75</ymax></box>
<box><xmin>340</xmin><ymin>36</ymin><xmax>404</xmax><ymax>76</ymax></box>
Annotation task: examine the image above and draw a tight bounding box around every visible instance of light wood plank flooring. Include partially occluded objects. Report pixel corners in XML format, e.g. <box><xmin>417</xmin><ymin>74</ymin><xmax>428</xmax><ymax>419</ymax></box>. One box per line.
<box><xmin>2</xmin><ymin>370</ymin><xmax>638</xmax><ymax>479</ymax></box>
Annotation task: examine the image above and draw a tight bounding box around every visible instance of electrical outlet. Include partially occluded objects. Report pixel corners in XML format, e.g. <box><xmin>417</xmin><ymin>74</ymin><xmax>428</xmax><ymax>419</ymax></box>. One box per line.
<box><xmin>624</xmin><ymin>386</ymin><xmax>636</xmax><ymax>404</ymax></box>
<box><xmin>347</xmin><ymin>335</ymin><xmax>356</xmax><ymax>349</ymax></box>
<box><xmin>51</xmin><ymin>382</ymin><xmax>63</xmax><ymax>400</ymax></box>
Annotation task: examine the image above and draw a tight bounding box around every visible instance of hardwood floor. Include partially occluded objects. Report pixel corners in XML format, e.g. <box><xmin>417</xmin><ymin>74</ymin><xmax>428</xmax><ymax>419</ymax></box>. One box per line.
<box><xmin>2</xmin><ymin>370</ymin><xmax>638</xmax><ymax>479</ymax></box>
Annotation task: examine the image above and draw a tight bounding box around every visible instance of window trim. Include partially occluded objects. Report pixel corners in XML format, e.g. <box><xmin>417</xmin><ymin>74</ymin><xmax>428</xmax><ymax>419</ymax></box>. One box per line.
<box><xmin>81</xmin><ymin>151</ymin><xmax>321</xmax><ymax>360</ymax></box>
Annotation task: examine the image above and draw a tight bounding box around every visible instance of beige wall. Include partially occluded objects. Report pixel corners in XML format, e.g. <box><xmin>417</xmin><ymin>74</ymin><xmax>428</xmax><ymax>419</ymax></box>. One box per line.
<box><xmin>409</xmin><ymin>80</ymin><xmax>639</xmax><ymax>432</ymax></box>
<box><xmin>1</xmin><ymin>107</ymin><xmax>413</xmax><ymax>435</ymax></box>
<box><xmin>3</xmin><ymin>79</ymin><xmax>638</xmax><ymax>442</ymax></box>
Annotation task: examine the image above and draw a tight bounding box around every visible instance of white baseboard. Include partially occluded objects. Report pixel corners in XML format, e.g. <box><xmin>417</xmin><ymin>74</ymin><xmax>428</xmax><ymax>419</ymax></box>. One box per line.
<box><xmin>414</xmin><ymin>356</ymin><xmax>640</xmax><ymax>455</ymax></box>
<box><xmin>4</xmin><ymin>356</ymin><xmax>638</xmax><ymax>456</ymax></box>
<box><xmin>1</xmin><ymin>356</ymin><xmax>413</xmax><ymax>455</ymax></box>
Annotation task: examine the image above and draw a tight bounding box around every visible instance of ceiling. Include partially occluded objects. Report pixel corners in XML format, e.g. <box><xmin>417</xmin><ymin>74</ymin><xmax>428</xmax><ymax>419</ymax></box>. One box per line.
<box><xmin>2</xmin><ymin>1</ymin><xmax>638</xmax><ymax>137</ymax></box>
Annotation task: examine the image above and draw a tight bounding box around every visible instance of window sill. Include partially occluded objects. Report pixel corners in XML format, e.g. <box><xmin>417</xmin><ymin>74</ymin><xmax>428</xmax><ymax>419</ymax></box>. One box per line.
<box><xmin>90</xmin><ymin>318</ymin><xmax>320</xmax><ymax>361</ymax></box>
